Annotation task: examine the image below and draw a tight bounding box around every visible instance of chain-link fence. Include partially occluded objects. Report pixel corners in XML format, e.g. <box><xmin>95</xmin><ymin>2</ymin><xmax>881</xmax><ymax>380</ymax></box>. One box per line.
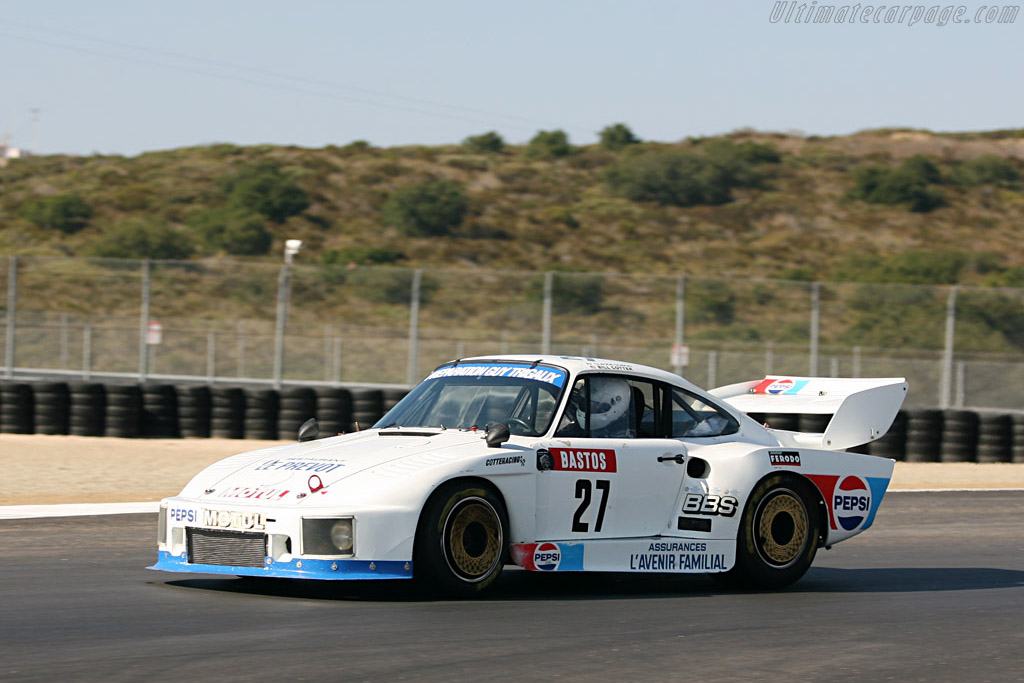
<box><xmin>3</xmin><ymin>254</ymin><xmax>1024</xmax><ymax>410</ymax></box>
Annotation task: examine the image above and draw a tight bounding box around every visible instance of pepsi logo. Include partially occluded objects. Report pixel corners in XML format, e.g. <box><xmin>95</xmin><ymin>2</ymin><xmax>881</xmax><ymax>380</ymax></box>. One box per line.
<box><xmin>534</xmin><ymin>542</ymin><xmax>561</xmax><ymax>571</ymax></box>
<box><xmin>765</xmin><ymin>379</ymin><xmax>795</xmax><ymax>394</ymax></box>
<box><xmin>833</xmin><ymin>476</ymin><xmax>871</xmax><ymax>531</ymax></box>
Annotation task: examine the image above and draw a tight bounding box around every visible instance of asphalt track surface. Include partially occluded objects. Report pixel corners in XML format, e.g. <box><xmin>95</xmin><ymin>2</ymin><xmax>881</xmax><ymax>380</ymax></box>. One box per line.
<box><xmin>1</xmin><ymin>492</ymin><xmax>1022</xmax><ymax>683</ymax></box>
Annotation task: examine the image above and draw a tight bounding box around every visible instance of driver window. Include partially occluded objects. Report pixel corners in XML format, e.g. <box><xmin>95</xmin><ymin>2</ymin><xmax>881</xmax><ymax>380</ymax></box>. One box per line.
<box><xmin>555</xmin><ymin>376</ymin><xmax>661</xmax><ymax>439</ymax></box>
<box><xmin>670</xmin><ymin>388</ymin><xmax>739</xmax><ymax>438</ymax></box>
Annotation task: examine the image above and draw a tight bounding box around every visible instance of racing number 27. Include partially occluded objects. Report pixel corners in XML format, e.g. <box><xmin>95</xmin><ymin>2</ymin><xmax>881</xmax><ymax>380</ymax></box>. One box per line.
<box><xmin>573</xmin><ymin>479</ymin><xmax>610</xmax><ymax>532</ymax></box>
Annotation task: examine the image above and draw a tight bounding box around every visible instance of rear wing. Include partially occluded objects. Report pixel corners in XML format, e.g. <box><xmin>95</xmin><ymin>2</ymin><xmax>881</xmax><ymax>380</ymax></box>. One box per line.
<box><xmin>709</xmin><ymin>376</ymin><xmax>908</xmax><ymax>451</ymax></box>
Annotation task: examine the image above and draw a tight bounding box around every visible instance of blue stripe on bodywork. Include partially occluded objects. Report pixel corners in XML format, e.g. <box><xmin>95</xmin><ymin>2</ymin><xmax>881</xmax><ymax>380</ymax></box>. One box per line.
<box><xmin>149</xmin><ymin>551</ymin><xmax>412</xmax><ymax>580</ymax></box>
<box><xmin>557</xmin><ymin>542</ymin><xmax>585</xmax><ymax>570</ymax></box>
<box><xmin>862</xmin><ymin>477</ymin><xmax>891</xmax><ymax>530</ymax></box>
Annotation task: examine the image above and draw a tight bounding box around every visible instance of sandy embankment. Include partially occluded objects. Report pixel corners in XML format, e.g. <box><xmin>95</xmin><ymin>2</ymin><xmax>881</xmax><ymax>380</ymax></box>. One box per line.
<box><xmin>1</xmin><ymin>434</ymin><xmax>1022</xmax><ymax>506</ymax></box>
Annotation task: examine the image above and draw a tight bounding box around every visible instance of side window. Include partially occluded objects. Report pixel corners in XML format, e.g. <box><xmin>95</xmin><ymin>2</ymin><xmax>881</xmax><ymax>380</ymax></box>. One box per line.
<box><xmin>670</xmin><ymin>388</ymin><xmax>739</xmax><ymax>438</ymax></box>
<box><xmin>555</xmin><ymin>376</ymin><xmax>662</xmax><ymax>439</ymax></box>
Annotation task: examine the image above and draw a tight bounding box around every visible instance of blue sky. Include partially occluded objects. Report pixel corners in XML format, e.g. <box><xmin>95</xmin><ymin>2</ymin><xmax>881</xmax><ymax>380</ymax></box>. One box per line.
<box><xmin>1</xmin><ymin>0</ymin><xmax>1021</xmax><ymax>156</ymax></box>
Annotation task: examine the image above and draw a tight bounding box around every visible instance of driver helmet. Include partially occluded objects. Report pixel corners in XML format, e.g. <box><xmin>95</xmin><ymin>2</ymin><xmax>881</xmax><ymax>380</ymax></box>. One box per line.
<box><xmin>580</xmin><ymin>377</ymin><xmax>631</xmax><ymax>431</ymax></box>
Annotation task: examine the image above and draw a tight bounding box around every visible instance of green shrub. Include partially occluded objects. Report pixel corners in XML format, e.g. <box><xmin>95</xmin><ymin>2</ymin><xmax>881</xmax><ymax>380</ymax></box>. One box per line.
<box><xmin>850</xmin><ymin>156</ymin><xmax>945</xmax><ymax>212</ymax></box>
<box><xmin>222</xmin><ymin>162</ymin><xmax>309</xmax><ymax>222</ymax></box>
<box><xmin>834</xmin><ymin>249</ymin><xmax>968</xmax><ymax>284</ymax></box>
<box><xmin>346</xmin><ymin>268</ymin><xmax>438</xmax><ymax>305</ymax></box>
<box><xmin>19</xmin><ymin>193</ymin><xmax>92</xmax><ymax>233</ymax></box>
<box><xmin>605</xmin><ymin>150</ymin><xmax>736</xmax><ymax>206</ymax></box>
<box><xmin>599</xmin><ymin>123</ymin><xmax>639</xmax><ymax>151</ymax></box>
<box><xmin>187</xmin><ymin>207</ymin><xmax>272</xmax><ymax>255</ymax></box>
<box><xmin>687</xmin><ymin>280</ymin><xmax>736</xmax><ymax>325</ymax></box>
<box><xmin>463</xmin><ymin>131</ymin><xmax>505</xmax><ymax>154</ymax></box>
<box><xmin>381</xmin><ymin>179</ymin><xmax>469</xmax><ymax>236</ymax></box>
<box><xmin>526</xmin><ymin>272</ymin><xmax>605</xmax><ymax>316</ymax></box>
<box><xmin>951</xmin><ymin>155</ymin><xmax>1019</xmax><ymax>187</ymax></box>
<box><xmin>526</xmin><ymin>130</ymin><xmax>571</xmax><ymax>159</ymax></box>
<box><xmin>88</xmin><ymin>218</ymin><xmax>195</xmax><ymax>259</ymax></box>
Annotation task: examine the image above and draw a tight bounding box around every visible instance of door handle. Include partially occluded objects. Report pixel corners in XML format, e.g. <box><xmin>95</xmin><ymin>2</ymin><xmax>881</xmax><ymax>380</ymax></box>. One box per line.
<box><xmin>658</xmin><ymin>453</ymin><xmax>686</xmax><ymax>464</ymax></box>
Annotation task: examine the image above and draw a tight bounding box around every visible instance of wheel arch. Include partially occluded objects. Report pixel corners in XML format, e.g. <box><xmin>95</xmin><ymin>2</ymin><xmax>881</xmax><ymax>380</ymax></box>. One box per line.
<box><xmin>413</xmin><ymin>475</ymin><xmax>512</xmax><ymax>559</ymax></box>
<box><xmin>746</xmin><ymin>470</ymin><xmax>829</xmax><ymax>548</ymax></box>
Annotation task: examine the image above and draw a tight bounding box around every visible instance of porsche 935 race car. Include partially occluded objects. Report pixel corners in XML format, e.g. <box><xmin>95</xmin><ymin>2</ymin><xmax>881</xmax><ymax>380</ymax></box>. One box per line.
<box><xmin>151</xmin><ymin>355</ymin><xmax>907</xmax><ymax>596</ymax></box>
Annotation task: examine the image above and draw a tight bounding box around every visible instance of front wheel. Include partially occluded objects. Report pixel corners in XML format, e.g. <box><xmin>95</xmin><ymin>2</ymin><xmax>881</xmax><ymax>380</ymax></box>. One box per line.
<box><xmin>414</xmin><ymin>482</ymin><xmax>508</xmax><ymax>597</ymax></box>
<box><xmin>720</xmin><ymin>474</ymin><xmax>821</xmax><ymax>589</ymax></box>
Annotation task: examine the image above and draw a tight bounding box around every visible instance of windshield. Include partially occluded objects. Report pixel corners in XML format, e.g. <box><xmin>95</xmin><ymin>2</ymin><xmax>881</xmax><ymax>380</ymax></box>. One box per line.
<box><xmin>374</xmin><ymin>362</ymin><xmax>568</xmax><ymax>436</ymax></box>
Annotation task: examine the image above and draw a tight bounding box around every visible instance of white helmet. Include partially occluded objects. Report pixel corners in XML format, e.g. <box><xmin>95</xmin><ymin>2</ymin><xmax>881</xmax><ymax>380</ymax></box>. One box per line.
<box><xmin>579</xmin><ymin>377</ymin><xmax>631</xmax><ymax>431</ymax></box>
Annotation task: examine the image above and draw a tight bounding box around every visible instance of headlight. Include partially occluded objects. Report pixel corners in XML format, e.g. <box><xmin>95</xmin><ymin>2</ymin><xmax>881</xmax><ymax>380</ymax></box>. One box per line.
<box><xmin>301</xmin><ymin>517</ymin><xmax>355</xmax><ymax>556</ymax></box>
<box><xmin>330</xmin><ymin>519</ymin><xmax>354</xmax><ymax>553</ymax></box>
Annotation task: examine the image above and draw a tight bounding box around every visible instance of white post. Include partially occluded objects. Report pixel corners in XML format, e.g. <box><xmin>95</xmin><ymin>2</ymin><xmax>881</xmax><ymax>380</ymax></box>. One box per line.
<box><xmin>139</xmin><ymin>259</ymin><xmax>151</xmax><ymax>380</ymax></box>
<box><xmin>707</xmin><ymin>350</ymin><xmax>718</xmax><ymax>389</ymax></box>
<box><xmin>852</xmin><ymin>346</ymin><xmax>862</xmax><ymax>378</ymax></box>
<box><xmin>407</xmin><ymin>269</ymin><xmax>423</xmax><ymax>385</ymax></box>
<box><xmin>673</xmin><ymin>274</ymin><xmax>686</xmax><ymax>375</ymax></box>
<box><xmin>60</xmin><ymin>313</ymin><xmax>69</xmax><ymax>369</ymax></box>
<box><xmin>939</xmin><ymin>286</ymin><xmax>958</xmax><ymax>409</ymax></box>
<box><xmin>272</xmin><ymin>264</ymin><xmax>291</xmax><ymax>389</ymax></box>
<box><xmin>954</xmin><ymin>361</ymin><xmax>966</xmax><ymax>408</ymax></box>
<box><xmin>541</xmin><ymin>271</ymin><xmax>553</xmax><ymax>354</ymax></box>
<box><xmin>4</xmin><ymin>255</ymin><xmax>16</xmax><ymax>379</ymax></box>
<box><xmin>82</xmin><ymin>324</ymin><xmax>92</xmax><ymax>380</ymax></box>
<box><xmin>206</xmin><ymin>330</ymin><xmax>216</xmax><ymax>381</ymax></box>
<box><xmin>809</xmin><ymin>281</ymin><xmax>820</xmax><ymax>376</ymax></box>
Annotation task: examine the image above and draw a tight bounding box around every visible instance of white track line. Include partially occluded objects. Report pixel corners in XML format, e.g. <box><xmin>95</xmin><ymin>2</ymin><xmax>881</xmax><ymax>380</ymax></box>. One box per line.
<box><xmin>0</xmin><ymin>502</ymin><xmax>159</xmax><ymax>519</ymax></box>
<box><xmin>0</xmin><ymin>489</ymin><xmax>1021</xmax><ymax>520</ymax></box>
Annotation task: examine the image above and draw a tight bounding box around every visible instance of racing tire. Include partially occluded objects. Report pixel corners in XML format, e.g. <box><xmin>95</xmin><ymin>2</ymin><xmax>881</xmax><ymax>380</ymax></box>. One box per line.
<box><xmin>718</xmin><ymin>474</ymin><xmax>821</xmax><ymax>590</ymax></box>
<box><xmin>413</xmin><ymin>481</ymin><xmax>508</xmax><ymax>598</ymax></box>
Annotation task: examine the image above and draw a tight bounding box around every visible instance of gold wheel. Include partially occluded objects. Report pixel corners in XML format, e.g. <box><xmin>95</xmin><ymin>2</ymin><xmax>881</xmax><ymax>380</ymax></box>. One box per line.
<box><xmin>755</xmin><ymin>489</ymin><xmax>809</xmax><ymax>568</ymax></box>
<box><xmin>442</xmin><ymin>497</ymin><xmax>503</xmax><ymax>582</ymax></box>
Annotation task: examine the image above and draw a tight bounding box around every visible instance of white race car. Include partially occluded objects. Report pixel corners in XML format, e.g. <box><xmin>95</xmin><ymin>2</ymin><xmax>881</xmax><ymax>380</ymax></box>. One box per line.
<box><xmin>152</xmin><ymin>356</ymin><xmax>907</xmax><ymax>596</ymax></box>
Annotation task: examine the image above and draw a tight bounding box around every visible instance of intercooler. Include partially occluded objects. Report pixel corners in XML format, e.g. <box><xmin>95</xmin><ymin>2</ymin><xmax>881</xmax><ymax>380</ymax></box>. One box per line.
<box><xmin>186</xmin><ymin>528</ymin><xmax>267</xmax><ymax>568</ymax></box>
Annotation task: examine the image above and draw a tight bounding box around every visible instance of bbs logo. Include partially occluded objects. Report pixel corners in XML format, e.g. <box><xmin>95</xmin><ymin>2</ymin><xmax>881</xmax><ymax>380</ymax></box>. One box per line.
<box><xmin>681</xmin><ymin>493</ymin><xmax>738</xmax><ymax>517</ymax></box>
<box><xmin>833</xmin><ymin>476</ymin><xmax>872</xmax><ymax>531</ymax></box>
<box><xmin>533</xmin><ymin>542</ymin><xmax>561</xmax><ymax>571</ymax></box>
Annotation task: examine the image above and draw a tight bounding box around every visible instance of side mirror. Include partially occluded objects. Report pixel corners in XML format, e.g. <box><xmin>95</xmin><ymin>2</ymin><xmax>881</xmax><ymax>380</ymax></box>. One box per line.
<box><xmin>484</xmin><ymin>422</ymin><xmax>510</xmax><ymax>448</ymax></box>
<box><xmin>298</xmin><ymin>418</ymin><xmax>319</xmax><ymax>442</ymax></box>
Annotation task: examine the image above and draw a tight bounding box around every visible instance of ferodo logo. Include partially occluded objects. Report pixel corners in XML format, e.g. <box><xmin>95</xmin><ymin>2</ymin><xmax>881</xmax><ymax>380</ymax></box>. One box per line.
<box><xmin>833</xmin><ymin>476</ymin><xmax>871</xmax><ymax>531</ymax></box>
<box><xmin>534</xmin><ymin>542</ymin><xmax>561</xmax><ymax>570</ymax></box>
<box><xmin>549</xmin><ymin>448</ymin><xmax>617</xmax><ymax>473</ymax></box>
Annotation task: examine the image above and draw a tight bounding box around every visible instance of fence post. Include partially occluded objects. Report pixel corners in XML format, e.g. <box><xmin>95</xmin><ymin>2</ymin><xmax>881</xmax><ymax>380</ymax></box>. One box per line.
<box><xmin>272</xmin><ymin>262</ymin><xmax>291</xmax><ymax>389</ymax></box>
<box><xmin>764</xmin><ymin>342</ymin><xmax>774</xmax><ymax>376</ymax></box>
<box><xmin>407</xmin><ymin>268</ymin><xmax>423</xmax><ymax>386</ymax></box>
<box><xmin>4</xmin><ymin>255</ymin><xmax>16</xmax><ymax>379</ymax></box>
<box><xmin>139</xmin><ymin>259</ymin><xmax>151</xmax><ymax>380</ymax></box>
<box><xmin>954</xmin><ymin>360</ymin><xmax>966</xmax><ymax>408</ymax></box>
<box><xmin>852</xmin><ymin>346</ymin><xmax>862</xmax><ymax>378</ymax></box>
<box><xmin>541</xmin><ymin>271</ymin><xmax>553</xmax><ymax>354</ymax></box>
<box><xmin>708</xmin><ymin>350</ymin><xmax>718</xmax><ymax>389</ymax></box>
<box><xmin>809</xmin><ymin>281</ymin><xmax>820</xmax><ymax>376</ymax></box>
<box><xmin>207</xmin><ymin>329</ymin><xmax>216</xmax><ymax>382</ymax></box>
<box><xmin>60</xmin><ymin>313</ymin><xmax>69</xmax><ymax>369</ymax></box>
<box><xmin>673</xmin><ymin>274</ymin><xmax>686</xmax><ymax>376</ymax></box>
<box><xmin>82</xmin><ymin>324</ymin><xmax>92</xmax><ymax>380</ymax></box>
<box><xmin>939</xmin><ymin>285</ymin><xmax>958</xmax><ymax>409</ymax></box>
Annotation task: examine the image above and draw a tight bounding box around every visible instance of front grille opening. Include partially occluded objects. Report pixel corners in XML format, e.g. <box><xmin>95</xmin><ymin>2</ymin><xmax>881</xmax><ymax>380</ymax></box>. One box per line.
<box><xmin>187</xmin><ymin>527</ymin><xmax>267</xmax><ymax>568</ymax></box>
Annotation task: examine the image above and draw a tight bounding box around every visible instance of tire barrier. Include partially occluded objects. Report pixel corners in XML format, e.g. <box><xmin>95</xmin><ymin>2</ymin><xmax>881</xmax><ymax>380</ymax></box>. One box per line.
<box><xmin>904</xmin><ymin>409</ymin><xmax>943</xmax><ymax>463</ymax></box>
<box><xmin>314</xmin><ymin>387</ymin><xmax>353</xmax><ymax>437</ymax></box>
<box><xmin>211</xmin><ymin>387</ymin><xmax>245</xmax><ymax>439</ymax></box>
<box><xmin>105</xmin><ymin>384</ymin><xmax>142</xmax><ymax>438</ymax></box>
<box><xmin>0</xmin><ymin>382</ymin><xmax>35</xmax><ymax>434</ymax></box>
<box><xmin>33</xmin><ymin>382</ymin><xmax>70</xmax><ymax>435</ymax></box>
<box><xmin>940</xmin><ymin>409</ymin><xmax>979</xmax><ymax>463</ymax></box>
<box><xmin>351</xmin><ymin>389</ymin><xmax>385</xmax><ymax>430</ymax></box>
<box><xmin>278</xmin><ymin>387</ymin><xmax>316</xmax><ymax>440</ymax></box>
<box><xmin>10</xmin><ymin>381</ymin><xmax>1024</xmax><ymax>463</ymax></box>
<box><xmin>868</xmin><ymin>410</ymin><xmax>907</xmax><ymax>461</ymax></box>
<box><xmin>141</xmin><ymin>384</ymin><xmax>180</xmax><ymax>438</ymax></box>
<box><xmin>177</xmin><ymin>385</ymin><xmax>211</xmax><ymax>438</ymax></box>
<box><xmin>69</xmin><ymin>382</ymin><xmax>106</xmax><ymax>436</ymax></box>
<box><xmin>977</xmin><ymin>413</ymin><xmax>1012</xmax><ymax>463</ymax></box>
<box><xmin>244</xmin><ymin>388</ymin><xmax>279</xmax><ymax>441</ymax></box>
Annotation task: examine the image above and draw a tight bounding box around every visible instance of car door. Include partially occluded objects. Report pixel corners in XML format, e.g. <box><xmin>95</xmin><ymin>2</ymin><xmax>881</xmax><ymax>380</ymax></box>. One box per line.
<box><xmin>533</xmin><ymin>375</ymin><xmax>689</xmax><ymax>541</ymax></box>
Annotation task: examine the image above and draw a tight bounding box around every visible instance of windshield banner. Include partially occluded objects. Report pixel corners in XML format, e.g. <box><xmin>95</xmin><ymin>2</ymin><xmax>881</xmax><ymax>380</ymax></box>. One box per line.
<box><xmin>425</xmin><ymin>363</ymin><xmax>567</xmax><ymax>387</ymax></box>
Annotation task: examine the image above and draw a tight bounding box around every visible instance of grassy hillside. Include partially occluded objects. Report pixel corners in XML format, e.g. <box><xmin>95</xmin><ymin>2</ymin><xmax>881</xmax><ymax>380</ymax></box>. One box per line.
<box><xmin>3</xmin><ymin>127</ymin><xmax>1024</xmax><ymax>285</ymax></box>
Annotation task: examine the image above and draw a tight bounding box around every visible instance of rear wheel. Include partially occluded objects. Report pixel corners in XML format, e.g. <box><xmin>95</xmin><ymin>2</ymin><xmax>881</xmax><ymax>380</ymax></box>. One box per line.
<box><xmin>720</xmin><ymin>474</ymin><xmax>821</xmax><ymax>589</ymax></box>
<box><xmin>414</xmin><ymin>482</ymin><xmax>507</xmax><ymax>597</ymax></box>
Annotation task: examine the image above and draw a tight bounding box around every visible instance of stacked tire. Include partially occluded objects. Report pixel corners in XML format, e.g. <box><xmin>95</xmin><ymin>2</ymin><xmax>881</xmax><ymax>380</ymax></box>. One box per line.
<box><xmin>0</xmin><ymin>382</ymin><xmax>34</xmax><ymax>434</ymax></box>
<box><xmin>904</xmin><ymin>409</ymin><xmax>942</xmax><ymax>462</ymax></box>
<box><xmin>244</xmin><ymin>388</ymin><xmax>279</xmax><ymax>440</ymax></box>
<box><xmin>69</xmin><ymin>382</ymin><xmax>106</xmax><ymax>436</ymax></box>
<box><xmin>211</xmin><ymin>387</ymin><xmax>245</xmax><ymax>439</ymax></box>
<box><xmin>868</xmin><ymin>410</ymin><xmax>907</xmax><ymax>460</ymax></box>
<box><xmin>351</xmin><ymin>389</ymin><xmax>385</xmax><ymax>430</ymax></box>
<box><xmin>33</xmin><ymin>382</ymin><xmax>70</xmax><ymax>435</ymax></box>
<box><xmin>105</xmin><ymin>384</ymin><xmax>142</xmax><ymax>438</ymax></box>
<box><xmin>141</xmin><ymin>384</ymin><xmax>179</xmax><ymax>438</ymax></box>
<box><xmin>177</xmin><ymin>385</ymin><xmax>211</xmax><ymax>438</ymax></box>
<box><xmin>940</xmin><ymin>410</ymin><xmax>978</xmax><ymax>463</ymax></box>
<box><xmin>976</xmin><ymin>413</ymin><xmax>1012</xmax><ymax>463</ymax></box>
<box><xmin>315</xmin><ymin>387</ymin><xmax>353</xmax><ymax>437</ymax></box>
<box><xmin>278</xmin><ymin>387</ymin><xmax>316</xmax><ymax>440</ymax></box>
<box><xmin>1012</xmin><ymin>415</ymin><xmax>1024</xmax><ymax>464</ymax></box>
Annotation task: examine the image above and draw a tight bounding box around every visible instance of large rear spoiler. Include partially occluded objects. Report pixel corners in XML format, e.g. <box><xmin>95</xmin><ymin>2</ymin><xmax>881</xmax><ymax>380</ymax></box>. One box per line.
<box><xmin>709</xmin><ymin>376</ymin><xmax>908</xmax><ymax>451</ymax></box>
